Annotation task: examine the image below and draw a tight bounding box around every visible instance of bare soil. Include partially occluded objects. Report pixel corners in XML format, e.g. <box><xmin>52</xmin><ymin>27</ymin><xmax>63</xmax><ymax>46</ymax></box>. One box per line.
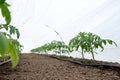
<box><xmin>0</xmin><ymin>53</ymin><xmax>120</xmax><ymax>80</ymax></box>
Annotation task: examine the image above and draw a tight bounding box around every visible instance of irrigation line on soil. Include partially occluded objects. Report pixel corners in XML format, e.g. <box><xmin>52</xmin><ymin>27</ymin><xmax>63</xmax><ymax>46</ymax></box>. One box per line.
<box><xmin>0</xmin><ymin>59</ymin><xmax>11</xmax><ymax>66</ymax></box>
<box><xmin>49</xmin><ymin>55</ymin><xmax>120</xmax><ymax>69</ymax></box>
<box><xmin>1</xmin><ymin>54</ymin><xmax>120</xmax><ymax>69</ymax></box>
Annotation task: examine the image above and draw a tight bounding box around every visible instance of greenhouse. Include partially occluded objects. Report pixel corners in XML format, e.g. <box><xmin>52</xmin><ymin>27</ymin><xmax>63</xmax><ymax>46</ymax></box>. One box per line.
<box><xmin>0</xmin><ymin>0</ymin><xmax>120</xmax><ymax>80</ymax></box>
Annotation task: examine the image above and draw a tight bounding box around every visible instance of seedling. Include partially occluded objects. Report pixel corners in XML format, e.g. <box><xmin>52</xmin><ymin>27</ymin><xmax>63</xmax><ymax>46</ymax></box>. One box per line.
<box><xmin>0</xmin><ymin>0</ymin><xmax>22</xmax><ymax>67</ymax></box>
<box><xmin>69</xmin><ymin>32</ymin><xmax>117</xmax><ymax>59</ymax></box>
<box><xmin>0</xmin><ymin>24</ymin><xmax>23</xmax><ymax>67</ymax></box>
<box><xmin>31</xmin><ymin>40</ymin><xmax>70</xmax><ymax>55</ymax></box>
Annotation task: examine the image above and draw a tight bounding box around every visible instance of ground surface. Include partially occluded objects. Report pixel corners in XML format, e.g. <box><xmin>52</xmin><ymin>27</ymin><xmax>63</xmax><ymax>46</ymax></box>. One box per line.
<box><xmin>0</xmin><ymin>53</ymin><xmax>120</xmax><ymax>80</ymax></box>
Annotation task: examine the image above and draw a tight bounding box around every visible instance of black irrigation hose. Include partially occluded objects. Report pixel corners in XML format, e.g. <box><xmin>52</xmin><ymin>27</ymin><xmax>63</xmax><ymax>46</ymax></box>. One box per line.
<box><xmin>1</xmin><ymin>54</ymin><xmax>120</xmax><ymax>69</ymax></box>
<box><xmin>49</xmin><ymin>55</ymin><xmax>120</xmax><ymax>69</ymax></box>
<box><xmin>0</xmin><ymin>59</ymin><xmax>11</xmax><ymax>66</ymax></box>
<box><xmin>50</xmin><ymin>55</ymin><xmax>83</xmax><ymax>65</ymax></box>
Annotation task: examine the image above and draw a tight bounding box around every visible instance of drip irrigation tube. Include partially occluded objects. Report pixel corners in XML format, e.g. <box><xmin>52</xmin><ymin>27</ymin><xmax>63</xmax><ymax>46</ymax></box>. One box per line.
<box><xmin>49</xmin><ymin>55</ymin><xmax>120</xmax><ymax>69</ymax></box>
<box><xmin>0</xmin><ymin>59</ymin><xmax>11</xmax><ymax>66</ymax></box>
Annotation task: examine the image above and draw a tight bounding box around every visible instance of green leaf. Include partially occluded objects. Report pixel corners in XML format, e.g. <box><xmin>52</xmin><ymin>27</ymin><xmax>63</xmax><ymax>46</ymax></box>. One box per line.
<box><xmin>113</xmin><ymin>41</ymin><xmax>117</xmax><ymax>47</ymax></box>
<box><xmin>0</xmin><ymin>2</ymin><xmax>11</xmax><ymax>25</ymax></box>
<box><xmin>102</xmin><ymin>40</ymin><xmax>107</xmax><ymax>45</ymax></box>
<box><xmin>4</xmin><ymin>24</ymin><xmax>8</xmax><ymax>30</ymax></box>
<box><xmin>0</xmin><ymin>0</ymin><xmax>5</xmax><ymax>4</ymax></box>
<box><xmin>107</xmin><ymin>40</ymin><xmax>117</xmax><ymax>47</ymax></box>
<box><xmin>107</xmin><ymin>40</ymin><xmax>113</xmax><ymax>45</ymax></box>
<box><xmin>0</xmin><ymin>32</ymin><xmax>9</xmax><ymax>59</ymax></box>
<box><xmin>15</xmin><ymin>29</ymin><xmax>20</xmax><ymax>38</ymax></box>
<box><xmin>4</xmin><ymin>2</ymin><xmax>10</xmax><ymax>6</ymax></box>
<box><xmin>8</xmin><ymin>39</ymin><xmax>19</xmax><ymax>68</ymax></box>
<box><xmin>10</xmin><ymin>26</ymin><xmax>15</xmax><ymax>34</ymax></box>
<box><xmin>94</xmin><ymin>43</ymin><xmax>98</xmax><ymax>48</ymax></box>
<box><xmin>98</xmin><ymin>43</ymin><xmax>104</xmax><ymax>51</ymax></box>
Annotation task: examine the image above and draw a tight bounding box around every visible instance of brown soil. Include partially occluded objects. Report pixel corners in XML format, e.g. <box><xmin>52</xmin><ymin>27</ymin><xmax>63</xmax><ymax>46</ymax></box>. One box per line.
<box><xmin>0</xmin><ymin>53</ymin><xmax>120</xmax><ymax>80</ymax></box>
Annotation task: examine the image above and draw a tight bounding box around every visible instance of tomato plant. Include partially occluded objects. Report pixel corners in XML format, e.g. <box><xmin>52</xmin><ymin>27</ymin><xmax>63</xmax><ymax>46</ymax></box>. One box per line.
<box><xmin>31</xmin><ymin>40</ymin><xmax>70</xmax><ymax>55</ymax></box>
<box><xmin>0</xmin><ymin>24</ymin><xmax>23</xmax><ymax>67</ymax></box>
<box><xmin>0</xmin><ymin>0</ymin><xmax>22</xmax><ymax>67</ymax></box>
<box><xmin>69</xmin><ymin>32</ymin><xmax>117</xmax><ymax>60</ymax></box>
<box><xmin>31</xmin><ymin>32</ymin><xmax>117</xmax><ymax>60</ymax></box>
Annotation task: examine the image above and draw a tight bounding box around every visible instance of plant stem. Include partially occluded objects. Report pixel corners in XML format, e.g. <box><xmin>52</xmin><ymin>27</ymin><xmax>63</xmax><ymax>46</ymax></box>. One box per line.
<box><xmin>81</xmin><ymin>51</ymin><xmax>84</xmax><ymax>59</ymax></box>
<box><xmin>91</xmin><ymin>52</ymin><xmax>95</xmax><ymax>60</ymax></box>
<box><xmin>78</xmin><ymin>51</ymin><xmax>84</xmax><ymax>59</ymax></box>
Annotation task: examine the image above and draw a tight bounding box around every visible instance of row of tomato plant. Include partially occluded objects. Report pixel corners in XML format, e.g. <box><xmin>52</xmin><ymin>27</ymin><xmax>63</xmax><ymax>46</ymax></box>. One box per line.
<box><xmin>31</xmin><ymin>40</ymin><xmax>70</xmax><ymax>54</ymax></box>
<box><xmin>0</xmin><ymin>0</ymin><xmax>22</xmax><ymax>67</ymax></box>
<box><xmin>31</xmin><ymin>32</ymin><xmax>117</xmax><ymax>60</ymax></box>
